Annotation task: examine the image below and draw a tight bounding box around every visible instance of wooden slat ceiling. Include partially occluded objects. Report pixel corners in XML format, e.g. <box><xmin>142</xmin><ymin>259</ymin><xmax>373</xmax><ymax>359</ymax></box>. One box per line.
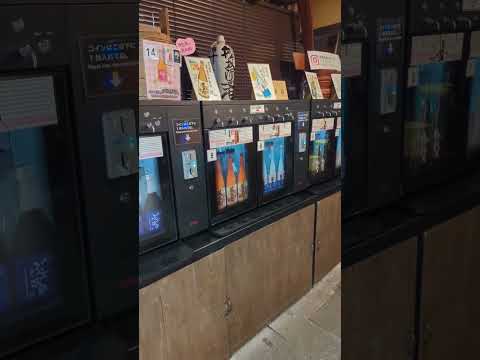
<box><xmin>140</xmin><ymin>0</ymin><xmax>303</xmax><ymax>99</ymax></box>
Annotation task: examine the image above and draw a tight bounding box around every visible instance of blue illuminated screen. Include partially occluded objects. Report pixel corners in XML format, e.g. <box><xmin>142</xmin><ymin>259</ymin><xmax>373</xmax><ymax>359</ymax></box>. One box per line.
<box><xmin>139</xmin><ymin>158</ymin><xmax>166</xmax><ymax>240</ymax></box>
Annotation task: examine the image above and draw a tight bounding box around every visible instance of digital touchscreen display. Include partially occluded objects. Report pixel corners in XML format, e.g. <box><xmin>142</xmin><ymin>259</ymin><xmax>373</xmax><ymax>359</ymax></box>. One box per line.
<box><xmin>139</xmin><ymin>158</ymin><xmax>166</xmax><ymax>240</ymax></box>
<box><xmin>0</xmin><ymin>128</ymin><xmax>59</xmax><ymax>320</ymax></box>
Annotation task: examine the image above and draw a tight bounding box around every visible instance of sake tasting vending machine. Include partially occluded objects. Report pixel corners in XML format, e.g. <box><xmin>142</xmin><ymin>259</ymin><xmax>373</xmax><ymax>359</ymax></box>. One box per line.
<box><xmin>255</xmin><ymin>102</ymin><xmax>295</xmax><ymax>206</ymax></box>
<box><xmin>140</xmin><ymin>101</ymin><xmax>209</xmax><ymax>247</ymax></box>
<box><xmin>466</xmin><ymin>28</ymin><xmax>480</xmax><ymax>162</ymax></box>
<box><xmin>342</xmin><ymin>0</ymin><xmax>370</xmax><ymax>217</ymax></box>
<box><xmin>202</xmin><ymin>101</ymin><xmax>258</xmax><ymax>229</ymax></box>
<box><xmin>138</xmin><ymin>103</ymin><xmax>177</xmax><ymax>254</ymax></box>
<box><xmin>283</xmin><ymin>100</ymin><xmax>311</xmax><ymax>193</ymax></box>
<box><xmin>0</xmin><ymin>9</ymin><xmax>92</xmax><ymax>352</ymax></box>
<box><xmin>308</xmin><ymin>100</ymin><xmax>340</xmax><ymax>194</ymax></box>
<box><xmin>366</xmin><ymin>2</ymin><xmax>406</xmax><ymax>208</ymax></box>
<box><xmin>404</xmin><ymin>0</ymin><xmax>467</xmax><ymax>192</ymax></box>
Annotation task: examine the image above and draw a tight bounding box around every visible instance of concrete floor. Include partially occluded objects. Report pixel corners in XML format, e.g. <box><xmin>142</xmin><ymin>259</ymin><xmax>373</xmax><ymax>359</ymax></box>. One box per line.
<box><xmin>231</xmin><ymin>264</ymin><xmax>341</xmax><ymax>360</ymax></box>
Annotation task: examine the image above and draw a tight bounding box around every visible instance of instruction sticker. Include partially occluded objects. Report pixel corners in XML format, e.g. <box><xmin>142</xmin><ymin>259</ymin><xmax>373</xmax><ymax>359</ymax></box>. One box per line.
<box><xmin>410</xmin><ymin>35</ymin><xmax>442</xmax><ymax>65</ymax></box>
<box><xmin>258</xmin><ymin>122</ymin><xmax>292</xmax><ymax>141</ymax></box>
<box><xmin>442</xmin><ymin>33</ymin><xmax>464</xmax><ymax>62</ymax></box>
<box><xmin>139</xmin><ymin>136</ymin><xmax>163</xmax><ymax>160</ymax></box>
<box><xmin>209</xmin><ymin>126</ymin><xmax>253</xmax><ymax>149</ymax></box>
<box><xmin>408</xmin><ymin>66</ymin><xmax>420</xmax><ymax>87</ymax></box>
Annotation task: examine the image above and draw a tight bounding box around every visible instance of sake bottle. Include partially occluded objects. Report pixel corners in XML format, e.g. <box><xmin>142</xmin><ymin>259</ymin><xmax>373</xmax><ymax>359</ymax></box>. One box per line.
<box><xmin>144</xmin><ymin>173</ymin><xmax>163</xmax><ymax>233</ymax></box>
<box><xmin>226</xmin><ymin>153</ymin><xmax>238</xmax><ymax>206</ymax></box>
<box><xmin>269</xmin><ymin>144</ymin><xmax>277</xmax><ymax>189</ymax></box>
<box><xmin>157</xmin><ymin>56</ymin><xmax>168</xmax><ymax>82</ymax></box>
<box><xmin>215</xmin><ymin>156</ymin><xmax>227</xmax><ymax>211</ymax></box>
<box><xmin>210</xmin><ymin>35</ymin><xmax>235</xmax><ymax>100</ymax></box>
<box><xmin>310</xmin><ymin>137</ymin><xmax>320</xmax><ymax>175</ymax></box>
<box><xmin>277</xmin><ymin>143</ymin><xmax>285</xmax><ymax>187</ymax></box>
<box><xmin>237</xmin><ymin>153</ymin><xmax>247</xmax><ymax>202</ymax></box>
<box><xmin>198</xmin><ymin>61</ymin><xmax>210</xmax><ymax>99</ymax></box>
<box><xmin>263</xmin><ymin>147</ymin><xmax>270</xmax><ymax>192</ymax></box>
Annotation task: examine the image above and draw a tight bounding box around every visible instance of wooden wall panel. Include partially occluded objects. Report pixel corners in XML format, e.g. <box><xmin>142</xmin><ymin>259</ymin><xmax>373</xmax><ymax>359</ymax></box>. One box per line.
<box><xmin>314</xmin><ymin>192</ymin><xmax>341</xmax><ymax>283</ymax></box>
<box><xmin>139</xmin><ymin>250</ymin><xmax>229</xmax><ymax>360</ymax></box>
<box><xmin>420</xmin><ymin>213</ymin><xmax>473</xmax><ymax>360</ymax></box>
<box><xmin>343</xmin><ymin>238</ymin><xmax>418</xmax><ymax>360</ymax></box>
<box><xmin>225</xmin><ymin>205</ymin><xmax>315</xmax><ymax>353</ymax></box>
<box><xmin>463</xmin><ymin>206</ymin><xmax>480</xmax><ymax>358</ymax></box>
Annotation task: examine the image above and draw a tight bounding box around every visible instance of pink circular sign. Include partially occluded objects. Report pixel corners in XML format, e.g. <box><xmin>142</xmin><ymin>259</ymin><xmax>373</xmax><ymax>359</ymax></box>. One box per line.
<box><xmin>176</xmin><ymin>38</ymin><xmax>196</xmax><ymax>56</ymax></box>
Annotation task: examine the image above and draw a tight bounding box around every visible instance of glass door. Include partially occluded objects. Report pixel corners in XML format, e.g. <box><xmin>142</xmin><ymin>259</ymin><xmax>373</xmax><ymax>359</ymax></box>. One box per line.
<box><xmin>404</xmin><ymin>61</ymin><xmax>463</xmax><ymax>178</ymax></box>
<box><xmin>404</xmin><ymin>34</ymin><xmax>465</xmax><ymax>190</ymax></box>
<box><xmin>308</xmin><ymin>117</ymin><xmax>336</xmax><ymax>184</ymax></box>
<box><xmin>467</xmin><ymin>57</ymin><xmax>480</xmax><ymax>157</ymax></box>
<box><xmin>0</xmin><ymin>72</ymin><xmax>89</xmax><ymax>357</ymax></box>
<box><xmin>257</xmin><ymin>122</ymin><xmax>294</xmax><ymax>205</ymax></box>
<box><xmin>139</xmin><ymin>134</ymin><xmax>177</xmax><ymax>253</ymax></box>
<box><xmin>205</xmin><ymin>126</ymin><xmax>257</xmax><ymax>225</ymax></box>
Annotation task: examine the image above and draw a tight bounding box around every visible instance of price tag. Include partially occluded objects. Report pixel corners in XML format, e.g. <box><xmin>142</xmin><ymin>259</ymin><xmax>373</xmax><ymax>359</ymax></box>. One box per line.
<box><xmin>257</xmin><ymin>140</ymin><xmax>265</xmax><ymax>152</ymax></box>
<box><xmin>408</xmin><ymin>67</ymin><xmax>419</xmax><ymax>87</ymax></box>
<box><xmin>144</xmin><ymin>45</ymin><xmax>159</xmax><ymax>60</ymax></box>
<box><xmin>467</xmin><ymin>60</ymin><xmax>476</xmax><ymax>78</ymax></box>
<box><xmin>206</xmin><ymin>149</ymin><xmax>217</xmax><ymax>162</ymax></box>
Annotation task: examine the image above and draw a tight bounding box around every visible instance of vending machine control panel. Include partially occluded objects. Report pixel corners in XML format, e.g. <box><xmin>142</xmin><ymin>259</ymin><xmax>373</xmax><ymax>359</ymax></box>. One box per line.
<box><xmin>102</xmin><ymin>109</ymin><xmax>138</xmax><ymax>179</ymax></box>
<box><xmin>140</xmin><ymin>101</ymin><xmax>209</xmax><ymax>239</ymax></box>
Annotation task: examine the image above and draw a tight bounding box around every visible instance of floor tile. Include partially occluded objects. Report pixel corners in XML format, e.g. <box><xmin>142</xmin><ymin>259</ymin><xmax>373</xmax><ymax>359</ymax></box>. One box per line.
<box><xmin>231</xmin><ymin>264</ymin><xmax>341</xmax><ymax>360</ymax></box>
<box><xmin>309</xmin><ymin>290</ymin><xmax>341</xmax><ymax>338</ymax></box>
<box><xmin>270</xmin><ymin>311</ymin><xmax>340</xmax><ymax>360</ymax></box>
<box><xmin>231</xmin><ymin>327</ymin><xmax>299</xmax><ymax>360</ymax></box>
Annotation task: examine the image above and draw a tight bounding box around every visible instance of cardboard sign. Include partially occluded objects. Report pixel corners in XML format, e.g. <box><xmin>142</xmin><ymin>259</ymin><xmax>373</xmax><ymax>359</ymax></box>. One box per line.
<box><xmin>341</xmin><ymin>43</ymin><xmax>362</xmax><ymax>78</ymax></box>
<box><xmin>79</xmin><ymin>34</ymin><xmax>138</xmax><ymax>98</ymax></box>
<box><xmin>305</xmin><ymin>71</ymin><xmax>323</xmax><ymax>99</ymax></box>
<box><xmin>463</xmin><ymin>0</ymin><xmax>480</xmax><ymax>11</ymax></box>
<box><xmin>248</xmin><ymin>64</ymin><xmax>276</xmax><ymax>100</ymax></box>
<box><xmin>273</xmin><ymin>80</ymin><xmax>289</xmax><ymax>100</ymax></box>
<box><xmin>307</xmin><ymin>51</ymin><xmax>341</xmax><ymax>72</ymax></box>
<box><xmin>176</xmin><ymin>38</ymin><xmax>196</xmax><ymax>56</ymax></box>
<box><xmin>185</xmin><ymin>57</ymin><xmax>221</xmax><ymax>101</ymax></box>
<box><xmin>292</xmin><ymin>52</ymin><xmax>306</xmax><ymax>70</ymax></box>
<box><xmin>142</xmin><ymin>40</ymin><xmax>181</xmax><ymax>100</ymax></box>
<box><xmin>331</xmin><ymin>73</ymin><xmax>342</xmax><ymax>99</ymax></box>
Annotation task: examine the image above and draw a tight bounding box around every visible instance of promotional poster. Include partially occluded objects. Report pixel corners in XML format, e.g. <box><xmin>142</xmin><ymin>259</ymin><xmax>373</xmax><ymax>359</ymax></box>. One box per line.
<box><xmin>142</xmin><ymin>40</ymin><xmax>181</xmax><ymax>100</ymax></box>
<box><xmin>185</xmin><ymin>57</ymin><xmax>222</xmax><ymax>101</ymax></box>
<box><xmin>248</xmin><ymin>63</ymin><xmax>276</xmax><ymax>101</ymax></box>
